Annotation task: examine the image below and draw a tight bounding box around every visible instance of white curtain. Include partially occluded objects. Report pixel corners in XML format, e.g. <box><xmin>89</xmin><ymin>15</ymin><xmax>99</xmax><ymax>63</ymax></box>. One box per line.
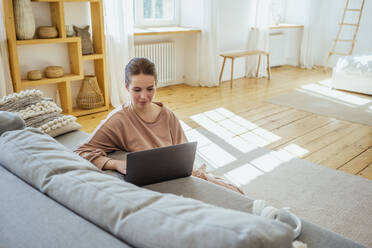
<box><xmin>0</xmin><ymin>1</ymin><xmax>13</xmax><ymax>98</ymax></box>
<box><xmin>300</xmin><ymin>0</ymin><xmax>314</xmax><ymax>69</ymax></box>
<box><xmin>103</xmin><ymin>0</ymin><xmax>134</xmax><ymax>107</ymax></box>
<box><xmin>192</xmin><ymin>0</ymin><xmax>220</xmax><ymax>87</ymax></box>
<box><xmin>245</xmin><ymin>0</ymin><xmax>272</xmax><ymax>78</ymax></box>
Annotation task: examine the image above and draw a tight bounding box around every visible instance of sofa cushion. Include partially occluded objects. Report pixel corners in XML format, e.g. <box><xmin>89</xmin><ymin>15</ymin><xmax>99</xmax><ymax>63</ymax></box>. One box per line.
<box><xmin>0</xmin><ymin>166</ymin><xmax>131</xmax><ymax>248</ymax></box>
<box><xmin>0</xmin><ymin>128</ymin><xmax>294</xmax><ymax>248</ymax></box>
<box><xmin>55</xmin><ymin>129</ymin><xmax>90</xmax><ymax>150</ymax></box>
<box><xmin>0</xmin><ymin>111</ymin><xmax>25</xmax><ymax>135</ymax></box>
<box><xmin>145</xmin><ymin>177</ymin><xmax>367</xmax><ymax>248</ymax></box>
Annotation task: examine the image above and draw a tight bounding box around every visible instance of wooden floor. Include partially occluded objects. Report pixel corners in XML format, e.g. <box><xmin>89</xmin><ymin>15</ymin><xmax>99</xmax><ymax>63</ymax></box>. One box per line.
<box><xmin>77</xmin><ymin>66</ymin><xmax>372</xmax><ymax>180</ymax></box>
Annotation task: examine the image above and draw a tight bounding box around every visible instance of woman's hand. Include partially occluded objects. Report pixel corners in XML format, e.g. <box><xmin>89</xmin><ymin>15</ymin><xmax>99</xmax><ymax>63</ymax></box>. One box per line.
<box><xmin>103</xmin><ymin>159</ymin><xmax>127</xmax><ymax>175</ymax></box>
<box><xmin>115</xmin><ymin>160</ymin><xmax>127</xmax><ymax>175</ymax></box>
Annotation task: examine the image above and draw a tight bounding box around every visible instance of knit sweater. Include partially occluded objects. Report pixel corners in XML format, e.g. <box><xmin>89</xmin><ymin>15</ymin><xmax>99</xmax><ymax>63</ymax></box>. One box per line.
<box><xmin>74</xmin><ymin>102</ymin><xmax>187</xmax><ymax>170</ymax></box>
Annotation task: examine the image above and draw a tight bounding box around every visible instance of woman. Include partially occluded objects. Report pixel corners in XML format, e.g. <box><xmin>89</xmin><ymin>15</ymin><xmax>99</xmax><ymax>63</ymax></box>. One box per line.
<box><xmin>74</xmin><ymin>57</ymin><xmax>243</xmax><ymax>194</ymax></box>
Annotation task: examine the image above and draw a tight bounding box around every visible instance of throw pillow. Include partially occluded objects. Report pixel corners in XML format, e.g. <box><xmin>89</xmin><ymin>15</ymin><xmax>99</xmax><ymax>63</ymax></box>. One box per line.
<box><xmin>0</xmin><ymin>89</ymin><xmax>82</xmax><ymax>137</ymax></box>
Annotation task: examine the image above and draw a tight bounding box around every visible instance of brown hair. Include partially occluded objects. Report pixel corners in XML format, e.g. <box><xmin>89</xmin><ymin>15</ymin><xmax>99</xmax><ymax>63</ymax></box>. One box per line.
<box><xmin>125</xmin><ymin>57</ymin><xmax>157</xmax><ymax>87</ymax></box>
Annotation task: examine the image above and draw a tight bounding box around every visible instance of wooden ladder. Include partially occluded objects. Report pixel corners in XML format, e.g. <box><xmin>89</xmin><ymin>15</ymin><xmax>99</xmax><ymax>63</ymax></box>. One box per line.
<box><xmin>324</xmin><ymin>0</ymin><xmax>365</xmax><ymax>70</ymax></box>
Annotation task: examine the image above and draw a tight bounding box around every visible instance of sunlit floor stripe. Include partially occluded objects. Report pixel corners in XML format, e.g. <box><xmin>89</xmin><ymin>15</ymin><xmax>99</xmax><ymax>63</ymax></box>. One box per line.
<box><xmin>198</xmin><ymin>143</ymin><xmax>236</xmax><ymax>169</ymax></box>
<box><xmin>224</xmin><ymin>164</ymin><xmax>264</xmax><ymax>187</ymax></box>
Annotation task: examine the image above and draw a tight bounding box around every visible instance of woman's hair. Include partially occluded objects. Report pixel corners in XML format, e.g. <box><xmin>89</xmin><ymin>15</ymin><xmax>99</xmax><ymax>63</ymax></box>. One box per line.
<box><xmin>125</xmin><ymin>57</ymin><xmax>157</xmax><ymax>87</ymax></box>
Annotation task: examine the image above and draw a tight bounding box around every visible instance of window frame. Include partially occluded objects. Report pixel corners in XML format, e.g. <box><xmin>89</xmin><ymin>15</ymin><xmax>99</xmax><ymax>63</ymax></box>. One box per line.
<box><xmin>134</xmin><ymin>0</ymin><xmax>180</xmax><ymax>27</ymax></box>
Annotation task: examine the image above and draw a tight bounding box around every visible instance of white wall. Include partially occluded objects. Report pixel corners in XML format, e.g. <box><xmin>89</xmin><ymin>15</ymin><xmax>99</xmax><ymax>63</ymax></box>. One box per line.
<box><xmin>286</xmin><ymin>0</ymin><xmax>372</xmax><ymax>67</ymax></box>
<box><xmin>217</xmin><ymin>0</ymin><xmax>251</xmax><ymax>81</ymax></box>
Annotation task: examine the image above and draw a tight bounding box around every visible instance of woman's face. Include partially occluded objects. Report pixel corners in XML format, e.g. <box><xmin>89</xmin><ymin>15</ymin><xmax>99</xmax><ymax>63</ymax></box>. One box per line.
<box><xmin>127</xmin><ymin>73</ymin><xmax>156</xmax><ymax>109</ymax></box>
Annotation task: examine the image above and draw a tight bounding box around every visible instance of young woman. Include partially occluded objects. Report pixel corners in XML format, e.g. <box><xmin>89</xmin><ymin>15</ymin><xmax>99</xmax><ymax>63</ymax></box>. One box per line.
<box><xmin>74</xmin><ymin>57</ymin><xmax>243</xmax><ymax>194</ymax></box>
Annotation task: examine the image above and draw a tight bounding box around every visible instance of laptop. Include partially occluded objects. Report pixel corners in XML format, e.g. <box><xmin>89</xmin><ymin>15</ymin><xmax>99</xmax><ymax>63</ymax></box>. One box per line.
<box><xmin>123</xmin><ymin>141</ymin><xmax>197</xmax><ymax>186</ymax></box>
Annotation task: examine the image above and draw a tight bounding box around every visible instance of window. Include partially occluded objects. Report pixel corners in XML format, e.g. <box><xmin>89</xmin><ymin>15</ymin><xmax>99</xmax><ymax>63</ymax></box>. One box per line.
<box><xmin>135</xmin><ymin>0</ymin><xmax>179</xmax><ymax>27</ymax></box>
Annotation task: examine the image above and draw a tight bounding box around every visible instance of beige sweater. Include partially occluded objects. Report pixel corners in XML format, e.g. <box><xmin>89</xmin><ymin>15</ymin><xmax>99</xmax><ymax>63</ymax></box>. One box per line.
<box><xmin>74</xmin><ymin>102</ymin><xmax>187</xmax><ymax>170</ymax></box>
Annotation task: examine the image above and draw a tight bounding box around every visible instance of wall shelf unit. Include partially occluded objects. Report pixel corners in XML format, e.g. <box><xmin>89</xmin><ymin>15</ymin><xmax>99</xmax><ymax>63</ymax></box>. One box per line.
<box><xmin>83</xmin><ymin>54</ymin><xmax>104</xmax><ymax>60</ymax></box>
<box><xmin>2</xmin><ymin>0</ymin><xmax>109</xmax><ymax>117</ymax></box>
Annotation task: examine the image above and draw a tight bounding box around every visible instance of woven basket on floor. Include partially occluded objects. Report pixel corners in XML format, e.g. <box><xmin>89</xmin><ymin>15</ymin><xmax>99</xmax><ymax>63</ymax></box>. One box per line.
<box><xmin>76</xmin><ymin>75</ymin><xmax>104</xmax><ymax>109</ymax></box>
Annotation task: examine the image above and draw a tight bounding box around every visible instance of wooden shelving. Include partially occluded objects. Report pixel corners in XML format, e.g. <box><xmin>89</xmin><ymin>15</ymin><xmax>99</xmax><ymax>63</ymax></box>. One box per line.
<box><xmin>3</xmin><ymin>0</ymin><xmax>109</xmax><ymax>117</ymax></box>
<box><xmin>69</xmin><ymin>106</ymin><xmax>108</xmax><ymax>116</ymax></box>
<box><xmin>16</xmin><ymin>37</ymin><xmax>80</xmax><ymax>45</ymax></box>
<box><xmin>82</xmin><ymin>53</ymin><xmax>104</xmax><ymax>60</ymax></box>
<box><xmin>21</xmin><ymin>74</ymin><xmax>83</xmax><ymax>87</ymax></box>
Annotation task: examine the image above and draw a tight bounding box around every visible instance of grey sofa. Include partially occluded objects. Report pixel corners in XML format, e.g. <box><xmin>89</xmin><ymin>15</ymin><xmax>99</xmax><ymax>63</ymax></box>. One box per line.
<box><xmin>0</xmin><ymin>130</ymin><xmax>367</xmax><ymax>248</ymax></box>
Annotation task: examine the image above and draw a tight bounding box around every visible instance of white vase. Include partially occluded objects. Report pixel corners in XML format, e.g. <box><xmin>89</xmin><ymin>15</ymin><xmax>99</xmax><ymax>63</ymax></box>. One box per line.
<box><xmin>13</xmin><ymin>0</ymin><xmax>36</xmax><ymax>40</ymax></box>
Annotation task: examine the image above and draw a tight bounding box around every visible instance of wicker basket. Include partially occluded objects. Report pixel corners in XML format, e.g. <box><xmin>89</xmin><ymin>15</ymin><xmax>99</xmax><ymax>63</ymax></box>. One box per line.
<box><xmin>37</xmin><ymin>26</ymin><xmax>58</xmax><ymax>38</ymax></box>
<box><xmin>27</xmin><ymin>70</ymin><xmax>42</xmax><ymax>80</ymax></box>
<box><xmin>45</xmin><ymin>66</ymin><xmax>64</xmax><ymax>78</ymax></box>
<box><xmin>76</xmin><ymin>75</ymin><xmax>104</xmax><ymax>109</ymax></box>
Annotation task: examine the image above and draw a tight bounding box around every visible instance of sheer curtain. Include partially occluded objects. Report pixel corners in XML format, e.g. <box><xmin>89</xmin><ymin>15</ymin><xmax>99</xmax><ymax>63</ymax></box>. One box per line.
<box><xmin>245</xmin><ymin>0</ymin><xmax>272</xmax><ymax>78</ymax></box>
<box><xmin>0</xmin><ymin>1</ymin><xmax>13</xmax><ymax>97</ymax></box>
<box><xmin>300</xmin><ymin>0</ymin><xmax>314</xmax><ymax>69</ymax></box>
<box><xmin>103</xmin><ymin>0</ymin><xmax>134</xmax><ymax>107</ymax></box>
<box><xmin>191</xmin><ymin>0</ymin><xmax>220</xmax><ymax>87</ymax></box>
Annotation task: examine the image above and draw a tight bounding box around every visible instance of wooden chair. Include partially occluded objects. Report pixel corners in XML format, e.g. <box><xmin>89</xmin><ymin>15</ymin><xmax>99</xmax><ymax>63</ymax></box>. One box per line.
<box><xmin>219</xmin><ymin>50</ymin><xmax>271</xmax><ymax>87</ymax></box>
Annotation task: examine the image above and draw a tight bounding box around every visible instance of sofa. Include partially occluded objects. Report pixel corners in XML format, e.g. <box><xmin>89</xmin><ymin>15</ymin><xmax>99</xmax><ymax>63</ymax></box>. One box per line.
<box><xmin>331</xmin><ymin>54</ymin><xmax>372</xmax><ymax>95</ymax></box>
<box><xmin>0</xmin><ymin>120</ymin><xmax>367</xmax><ymax>247</ymax></box>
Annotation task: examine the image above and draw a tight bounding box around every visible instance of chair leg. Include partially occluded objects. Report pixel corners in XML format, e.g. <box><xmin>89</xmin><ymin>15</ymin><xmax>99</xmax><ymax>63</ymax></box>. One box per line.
<box><xmin>219</xmin><ymin>57</ymin><xmax>226</xmax><ymax>85</ymax></box>
<box><xmin>230</xmin><ymin>58</ymin><xmax>235</xmax><ymax>88</ymax></box>
<box><xmin>266</xmin><ymin>54</ymin><xmax>271</xmax><ymax>80</ymax></box>
<box><xmin>256</xmin><ymin>55</ymin><xmax>261</xmax><ymax>78</ymax></box>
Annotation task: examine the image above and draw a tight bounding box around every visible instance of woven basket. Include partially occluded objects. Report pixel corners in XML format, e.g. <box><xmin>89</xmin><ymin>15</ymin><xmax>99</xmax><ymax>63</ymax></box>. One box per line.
<box><xmin>27</xmin><ymin>70</ymin><xmax>42</xmax><ymax>80</ymax></box>
<box><xmin>76</xmin><ymin>76</ymin><xmax>104</xmax><ymax>109</ymax></box>
<box><xmin>37</xmin><ymin>26</ymin><xmax>58</xmax><ymax>38</ymax></box>
<box><xmin>45</xmin><ymin>66</ymin><xmax>64</xmax><ymax>78</ymax></box>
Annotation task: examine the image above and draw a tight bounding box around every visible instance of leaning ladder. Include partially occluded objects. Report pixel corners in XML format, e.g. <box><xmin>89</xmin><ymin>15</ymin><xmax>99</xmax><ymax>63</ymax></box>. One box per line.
<box><xmin>324</xmin><ymin>0</ymin><xmax>366</xmax><ymax>70</ymax></box>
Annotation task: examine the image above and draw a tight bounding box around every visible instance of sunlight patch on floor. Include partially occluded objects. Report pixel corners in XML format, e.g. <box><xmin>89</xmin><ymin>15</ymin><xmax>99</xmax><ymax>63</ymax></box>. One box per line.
<box><xmin>225</xmin><ymin>136</ymin><xmax>257</xmax><ymax>153</ymax></box>
<box><xmin>181</xmin><ymin>108</ymin><xmax>310</xmax><ymax>185</ymax></box>
<box><xmin>301</xmin><ymin>81</ymin><xmax>371</xmax><ymax>106</ymax></box>
<box><xmin>180</xmin><ymin>122</ymin><xmax>237</xmax><ymax>169</ymax></box>
<box><xmin>224</xmin><ymin>164</ymin><xmax>264</xmax><ymax>187</ymax></box>
<box><xmin>198</xmin><ymin>143</ymin><xmax>237</xmax><ymax>169</ymax></box>
<box><xmin>190</xmin><ymin>108</ymin><xmax>280</xmax><ymax>149</ymax></box>
<box><xmin>281</xmin><ymin>144</ymin><xmax>309</xmax><ymax>157</ymax></box>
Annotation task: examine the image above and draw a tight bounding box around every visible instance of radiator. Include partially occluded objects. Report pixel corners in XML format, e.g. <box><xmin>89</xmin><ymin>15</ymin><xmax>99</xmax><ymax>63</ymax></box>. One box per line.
<box><xmin>134</xmin><ymin>42</ymin><xmax>176</xmax><ymax>87</ymax></box>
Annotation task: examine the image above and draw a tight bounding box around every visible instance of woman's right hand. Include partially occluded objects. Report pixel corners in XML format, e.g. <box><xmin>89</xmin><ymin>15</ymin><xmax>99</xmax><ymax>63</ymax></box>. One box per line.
<box><xmin>104</xmin><ymin>159</ymin><xmax>127</xmax><ymax>175</ymax></box>
<box><xmin>114</xmin><ymin>160</ymin><xmax>127</xmax><ymax>175</ymax></box>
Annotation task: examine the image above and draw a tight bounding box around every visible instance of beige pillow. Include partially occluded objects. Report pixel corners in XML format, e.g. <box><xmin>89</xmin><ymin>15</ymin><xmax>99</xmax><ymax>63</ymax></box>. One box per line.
<box><xmin>45</xmin><ymin>120</ymin><xmax>82</xmax><ymax>138</ymax></box>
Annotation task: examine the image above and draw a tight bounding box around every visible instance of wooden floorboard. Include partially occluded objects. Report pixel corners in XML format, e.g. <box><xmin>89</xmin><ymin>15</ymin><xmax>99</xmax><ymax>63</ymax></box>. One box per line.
<box><xmin>358</xmin><ymin>163</ymin><xmax>372</xmax><ymax>180</ymax></box>
<box><xmin>77</xmin><ymin>66</ymin><xmax>372</xmax><ymax>180</ymax></box>
<box><xmin>305</xmin><ymin>126</ymin><xmax>371</xmax><ymax>166</ymax></box>
<box><xmin>339</xmin><ymin>148</ymin><xmax>372</xmax><ymax>175</ymax></box>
